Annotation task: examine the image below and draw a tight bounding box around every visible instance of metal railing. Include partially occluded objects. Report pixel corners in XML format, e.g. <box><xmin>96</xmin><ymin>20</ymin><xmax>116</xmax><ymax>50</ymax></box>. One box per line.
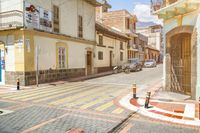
<box><xmin>0</xmin><ymin>10</ymin><xmax>23</xmax><ymax>29</ymax></box>
<box><xmin>151</xmin><ymin>0</ymin><xmax>178</xmax><ymax>12</ymax></box>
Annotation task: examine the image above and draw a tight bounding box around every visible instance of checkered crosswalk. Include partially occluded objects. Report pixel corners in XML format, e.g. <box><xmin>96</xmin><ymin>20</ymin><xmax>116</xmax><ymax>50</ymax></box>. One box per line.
<box><xmin>0</xmin><ymin>82</ymin><xmax>129</xmax><ymax>115</ymax></box>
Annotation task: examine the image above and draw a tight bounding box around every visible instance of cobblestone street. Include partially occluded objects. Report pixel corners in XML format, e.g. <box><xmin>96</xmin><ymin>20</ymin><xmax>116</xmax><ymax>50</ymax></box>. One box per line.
<box><xmin>0</xmin><ymin>65</ymin><xmax>199</xmax><ymax>133</ymax></box>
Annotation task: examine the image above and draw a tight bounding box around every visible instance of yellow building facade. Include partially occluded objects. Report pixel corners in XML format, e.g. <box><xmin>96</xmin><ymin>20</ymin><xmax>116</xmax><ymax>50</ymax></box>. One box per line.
<box><xmin>0</xmin><ymin>0</ymin><xmax>99</xmax><ymax>86</ymax></box>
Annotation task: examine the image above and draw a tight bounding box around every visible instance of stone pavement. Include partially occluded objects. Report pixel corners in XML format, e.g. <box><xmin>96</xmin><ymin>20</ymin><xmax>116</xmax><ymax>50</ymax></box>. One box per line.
<box><xmin>0</xmin><ymin>65</ymin><xmax>199</xmax><ymax>133</ymax></box>
<box><xmin>119</xmin><ymin>86</ymin><xmax>200</xmax><ymax>127</ymax></box>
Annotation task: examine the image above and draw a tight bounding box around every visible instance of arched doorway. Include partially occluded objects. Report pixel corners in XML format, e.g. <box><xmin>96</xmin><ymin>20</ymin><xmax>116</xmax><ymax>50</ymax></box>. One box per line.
<box><xmin>169</xmin><ymin>33</ymin><xmax>191</xmax><ymax>94</ymax></box>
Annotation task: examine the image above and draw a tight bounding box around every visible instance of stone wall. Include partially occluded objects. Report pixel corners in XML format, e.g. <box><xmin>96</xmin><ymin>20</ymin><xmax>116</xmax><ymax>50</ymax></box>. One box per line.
<box><xmin>95</xmin><ymin>67</ymin><xmax>112</xmax><ymax>73</ymax></box>
<box><xmin>5</xmin><ymin>68</ymin><xmax>85</xmax><ymax>86</ymax></box>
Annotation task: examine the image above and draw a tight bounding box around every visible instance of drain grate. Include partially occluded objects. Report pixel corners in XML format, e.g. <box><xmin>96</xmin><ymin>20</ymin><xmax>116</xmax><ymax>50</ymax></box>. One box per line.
<box><xmin>0</xmin><ymin>109</ymin><xmax>13</xmax><ymax>116</ymax></box>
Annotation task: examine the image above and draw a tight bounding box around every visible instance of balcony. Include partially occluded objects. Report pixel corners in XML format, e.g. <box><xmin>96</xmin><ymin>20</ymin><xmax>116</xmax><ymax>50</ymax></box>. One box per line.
<box><xmin>153</xmin><ymin>0</ymin><xmax>200</xmax><ymax>20</ymax></box>
<box><xmin>151</xmin><ymin>0</ymin><xmax>181</xmax><ymax>12</ymax></box>
<box><xmin>0</xmin><ymin>10</ymin><xmax>23</xmax><ymax>30</ymax></box>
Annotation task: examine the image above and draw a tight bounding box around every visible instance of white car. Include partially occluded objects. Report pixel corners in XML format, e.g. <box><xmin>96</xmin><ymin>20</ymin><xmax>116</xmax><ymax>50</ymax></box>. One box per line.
<box><xmin>144</xmin><ymin>59</ymin><xmax>157</xmax><ymax>68</ymax></box>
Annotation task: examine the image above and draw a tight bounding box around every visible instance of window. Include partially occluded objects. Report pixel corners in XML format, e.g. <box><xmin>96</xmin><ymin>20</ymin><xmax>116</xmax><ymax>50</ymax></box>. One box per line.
<box><xmin>98</xmin><ymin>51</ymin><xmax>103</xmax><ymax>60</ymax></box>
<box><xmin>120</xmin><ymin>42</ymin><xmax>123</xmax><ymax>50</ymax></box>
<box><xmin>58</xmin><ymin>47</ymin><xmax>66</xmax><ymax>68</ymax></box>
<box><xmin>53</xmin><ymin>5</ymin><xmax>60</xmax><ymax>33</ymax></box>
<box><xmin>120</xmin><ymin>52</ymin><xmax>123</xmax><ymax>61</ymax></box>
<box><xmin>78</xmin><ymin>15</ymin><xmax>83</xmax><ymax>38</ymax></box>
<box><xmin>126</xmin><ymin>18</ymin><xmax>130</xmax><ymax>29</ymax></box>
<box><xmin>133</xmin><ymin>37</ymin><xmax>137</xmax><ymax>44</ymax></box>
<box><xmin>99</xmin><ymin>35</ymin><xmax>103</xmax><ymax>45</ymax></box>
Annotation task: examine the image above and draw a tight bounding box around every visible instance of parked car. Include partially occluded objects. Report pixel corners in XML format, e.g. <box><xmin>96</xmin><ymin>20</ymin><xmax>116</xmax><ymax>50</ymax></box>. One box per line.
<box><xmin>123</xmin><ymin>58</ymin><xmax>143</xmax><ymax>72</ymax></box>
<box><xmin>144</xmin><ymin>59</ymin><xmax>157</xmax><ymax>68</ymax></box>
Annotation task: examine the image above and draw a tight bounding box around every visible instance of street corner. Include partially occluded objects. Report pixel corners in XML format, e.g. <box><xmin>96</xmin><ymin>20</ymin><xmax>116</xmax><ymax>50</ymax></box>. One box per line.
<box><xmin>118</xmin><ymin>94</ymin><xmax>200</xmax><ymax>127</ymax></box>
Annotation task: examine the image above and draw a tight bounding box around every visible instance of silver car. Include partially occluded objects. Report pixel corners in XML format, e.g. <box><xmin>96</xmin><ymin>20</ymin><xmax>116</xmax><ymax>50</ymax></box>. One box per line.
<box><xmin>144</xmin><ymin>59</ymin><xmax>157</xmax><ymax>68</ymax></box>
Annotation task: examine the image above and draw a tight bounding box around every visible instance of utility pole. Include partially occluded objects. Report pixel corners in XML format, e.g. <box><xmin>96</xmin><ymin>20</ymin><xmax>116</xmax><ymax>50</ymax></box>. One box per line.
<box><xmin>36</xmin><ymin>44</ymin><xmax>39</xmax><ymax>87</ymax></box>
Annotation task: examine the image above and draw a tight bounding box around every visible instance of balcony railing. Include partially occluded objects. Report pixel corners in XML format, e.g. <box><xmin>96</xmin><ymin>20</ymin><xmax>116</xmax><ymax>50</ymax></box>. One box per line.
<box><xmin>0</xmin><ymin>10</ymin><xmax>23</xmax><ymax>29</ymax></box>
<box><xmin>151</xmin><ymin>0</ymin><xmax>178</xmax><ymax>12</ymax></box>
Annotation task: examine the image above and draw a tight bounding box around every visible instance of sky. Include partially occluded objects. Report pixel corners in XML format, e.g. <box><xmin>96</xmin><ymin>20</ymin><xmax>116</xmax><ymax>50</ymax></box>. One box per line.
<box><xmin>107</xmin><ymin>0</ymin><xmax>162</xmax><ymax>24</ymax></box>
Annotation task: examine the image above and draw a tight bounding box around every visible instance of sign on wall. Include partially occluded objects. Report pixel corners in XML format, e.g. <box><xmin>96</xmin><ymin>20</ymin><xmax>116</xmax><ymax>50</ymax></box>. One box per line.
<box><xmin>24</xmin><ymin>2</ymin><xmax>53</xmax><ymax>32</ymax></box>
<box><xmin>40</xmin><ymin>8</ymin><xmax>53</xmax><ymax>32</ymax></box>
<box><xmin>24</xmin><ymin>2</ymin><xmax>40</xmax><ymax>29</ymax></box>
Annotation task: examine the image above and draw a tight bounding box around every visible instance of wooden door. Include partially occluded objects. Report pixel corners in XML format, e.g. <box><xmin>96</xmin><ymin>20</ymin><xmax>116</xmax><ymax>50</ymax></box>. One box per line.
<box><xmin>110</xmin><ymin>51</ymin><xmax>113</xmax><ymax>67</ymax></box>
<box><xmin>87</xmin><ymin>51</ymin><xmax>92</xmax><ymax>75</ymax></box>
<box><xmin>170</xmin><ymin>33</ymin><xmax>191</xmax><ymax>94</ymax></box>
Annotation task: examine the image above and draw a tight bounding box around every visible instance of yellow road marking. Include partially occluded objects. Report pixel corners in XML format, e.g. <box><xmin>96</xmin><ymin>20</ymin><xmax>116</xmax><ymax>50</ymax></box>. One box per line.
<box><xmin>112</xmin><ymin>108</ymin><xmax>124</xmax><ymax>114</ymax></box>
<box><xmin>20</xmin><ymin>84</ymin><xmax>96</xmax><ymax>101</ymax></box>
<box><xmin>34</xmin><ymin>85</ymin><xmax>119</xmax><ymax>103</ymax></box>
<box><xmin>1</xmin><ymin>83</ymin><xmax>84</xmax><ymax>99</ymax></box>
<box><xmin>79</xmin><ymin>89</ymin><xmax>124</xmax><ymax>110</ymax></box>
<box><xmin>48</xmin><ymin>85</ymin><xmax>110</xmax><ymax>106</ymax></box>
<box><xmin>66</xmin><ymin>86</ymin><xmax>117</xmax><ymax>107</ymax></box>
<box><xmin>95</xmin><ymin>101</ymin><xmax>113</xmax><ymax>111</ymax></box>
<box><xmin>80</xmin><ymin>96</ymin><xmax>110</xmax><ymax>110</ymax></box>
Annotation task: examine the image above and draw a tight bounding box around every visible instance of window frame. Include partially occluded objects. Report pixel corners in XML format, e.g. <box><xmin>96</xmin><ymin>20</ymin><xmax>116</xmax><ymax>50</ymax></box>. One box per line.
<box><xmin>78</xmin><ymin>15</ymin><xmax>83</xmax><ymax>38</ymax></box>
<box><xmin>58</xmin><ymin>47</ymin><xmax>66</xmax><ymax>69</ymax></box>
<box><xmin>98</xmin><ymin>51</ymin><xmax>103</xmax><ymax>60</ymax></box>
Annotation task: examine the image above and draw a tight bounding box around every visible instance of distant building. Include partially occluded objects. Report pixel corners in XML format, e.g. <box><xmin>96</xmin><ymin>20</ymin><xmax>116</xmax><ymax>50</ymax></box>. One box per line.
<box><xmin>137</xmin><ymin>24</ymin><xmax>163</xmax><ymax>62</ymax></box>
<box><xmin>95</xmin><ymin>22</ymin><xmax>130</xmax><ymax>73</ymax></box>
<box><xmin>154</xmin><ymin>0</ymin><xmax>200</xmax><ymax>100</ymax></box>
<box><xmin>96</xmin><ymin>0</ymin><xmax>142</xmax><ymax>63</ymax></box>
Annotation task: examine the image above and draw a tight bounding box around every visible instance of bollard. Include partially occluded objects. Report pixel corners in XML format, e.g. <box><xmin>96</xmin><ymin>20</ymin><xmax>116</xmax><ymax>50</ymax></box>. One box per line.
<box><xmin>132</xmin><ymin>84</ymin><xmax>137</xmax><ymax>99</ymax></box>
<box><xmin>144</xmin><ymin>92</ymin><xmax>151</xmax><ymax>108</ymax></box>
<box><xmin>17</xmin><ymin>78</ymin><xmax>20</xmax><ymax>90</ymax></box>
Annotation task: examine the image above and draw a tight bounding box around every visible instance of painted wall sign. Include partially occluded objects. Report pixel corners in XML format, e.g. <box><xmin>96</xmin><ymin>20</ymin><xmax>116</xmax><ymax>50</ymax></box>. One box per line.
<box><xmin>24</xmin><ymin>2</ymin><xmax>40</xmax><ymax>29</ymax></box>
<box><xmin>24</xmin><ymin>2</ymin><xmax>53</xmax><ymax>32</ymax></box>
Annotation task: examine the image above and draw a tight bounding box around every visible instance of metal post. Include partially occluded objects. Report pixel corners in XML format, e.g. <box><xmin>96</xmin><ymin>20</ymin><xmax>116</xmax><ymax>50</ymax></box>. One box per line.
<box><xmin>144</xmin><ymin>92</ymin><xmax>151</xmax><ymax>108</ymax></box>
<box><xmin>199</xmin><ymin>97</ymin><xmax>200</xmax><ymax>120</ymax></box>
<box><xmin>132</xmin><ymin>84</ymin><xmax>137</xmax><ymax>99</ymax></box>
<box><xmin>17</xmin><ymin>78</ymin><xmax>20</xmax><ymax>90</ymax></box>
<box><xmin>36</xmin><ymin>44</ymin><xmax>39</xmax><ymax>87</ymax></box>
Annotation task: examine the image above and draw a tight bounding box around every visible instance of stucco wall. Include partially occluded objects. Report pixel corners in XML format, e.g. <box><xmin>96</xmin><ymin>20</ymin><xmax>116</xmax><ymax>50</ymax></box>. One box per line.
<box><xmin>0</xmin><ymin>0</ymin><xmax>23</xmax><ymax>12</ymax></box>
<box><xmin>34</xmin><ymin>36</ymin><xmax>93</xmax><ymax>71</ymax></box>
<box><xmin>95</xmin><ymin>34</ymin><xmax>128</xmax><ymax>68</ymax></box>
<box><xmin>25</xmin><ymin>0</ymin><xmax>95</xmax><ymax>41</ymax></box>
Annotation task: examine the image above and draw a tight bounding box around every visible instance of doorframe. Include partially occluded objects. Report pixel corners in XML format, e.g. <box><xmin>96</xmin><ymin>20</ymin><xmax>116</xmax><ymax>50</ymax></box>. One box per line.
<box><xmin>109</xmin><ymin>51</ymin><xmax>113</xmax><ymax>68</ymax></box>
<box><xmin>166</xmin><ymin>26</ymin><xmax>194</xmax><ymax>96</ymax></box>
<box><xmin>85</xmin><ymin>48</ymin><xmax>93</xmax><ymax>76</ymax></box>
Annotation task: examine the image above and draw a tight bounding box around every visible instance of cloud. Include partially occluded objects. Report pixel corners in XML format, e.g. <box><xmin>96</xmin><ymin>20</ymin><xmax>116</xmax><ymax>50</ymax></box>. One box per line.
<box><xmin>133</xmin><ymin>4</ymin><xmax>163</xmax><ymax>24</ymax></box>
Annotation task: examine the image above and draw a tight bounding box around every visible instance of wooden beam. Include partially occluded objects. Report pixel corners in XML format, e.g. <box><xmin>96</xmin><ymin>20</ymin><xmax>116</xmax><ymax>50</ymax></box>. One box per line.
<box><xmin>175</xmin><ymin>7</ymin><xmax>187</xmax><ymax>15</ymax></box>
<box><xmin>166</xmin><ymin>10</ymin><xmax>176</xmax><ymax>18</ymax></box>
<box><xmin>158</xmin><ymin>13</ymin><xmax>168</xmax><ymax>19</ymax></box>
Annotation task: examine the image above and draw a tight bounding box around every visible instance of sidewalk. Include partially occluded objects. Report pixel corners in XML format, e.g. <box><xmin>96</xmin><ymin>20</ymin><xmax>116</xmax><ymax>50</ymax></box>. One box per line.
<box><xmin>118</xmin><ymin>82</ymin><xmax>200</xmax><ymax>126</ymax></box>
<box><xmin>0</xmin><ymin>71</ymin><xmax>114</xmax><ymax>94</ymax></box>
<box><xmin>67</xmin><ymin>71</ymin><xmax>113</xmax><ymax>82</ymax></box>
